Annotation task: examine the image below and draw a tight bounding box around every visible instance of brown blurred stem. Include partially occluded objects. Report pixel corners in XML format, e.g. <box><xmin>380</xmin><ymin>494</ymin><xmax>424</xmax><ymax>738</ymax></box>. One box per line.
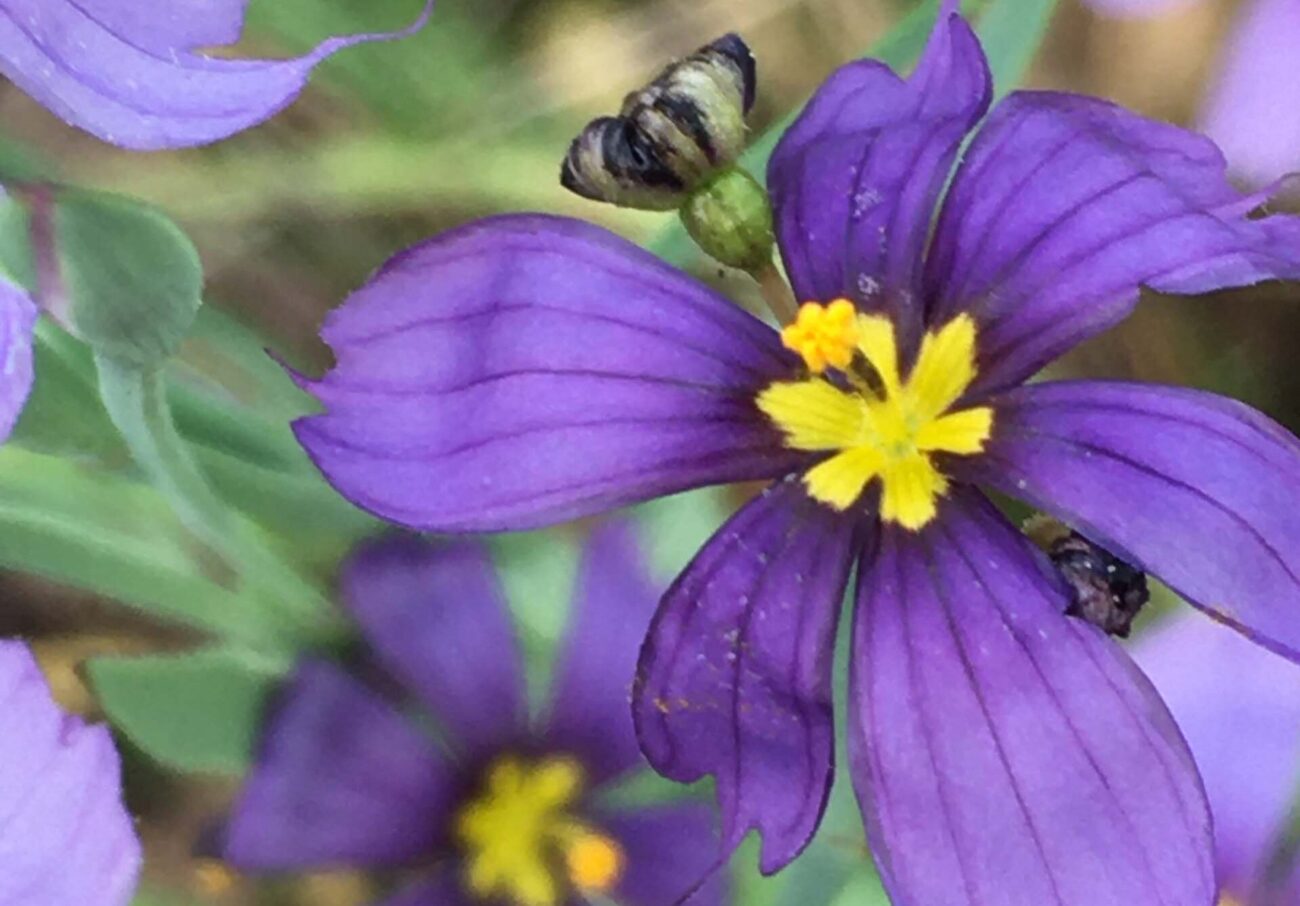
<box><xmin>753</xmin><ymin>259</ymin><xmax>798</xmax><ymax>325</ymax></box>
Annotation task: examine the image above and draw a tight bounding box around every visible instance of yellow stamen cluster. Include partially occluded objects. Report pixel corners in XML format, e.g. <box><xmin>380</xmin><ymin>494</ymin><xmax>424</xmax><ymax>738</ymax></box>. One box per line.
<box><xmin>780</xmin><ymin>299</ymin><xmax>860</xmax><ymax>373</ymax></box>
<box><xmin>760</xmin><ymin>309</ymin><xmax>993</xmax><ymax>530</ymax></box>
<box><xmin>455</xmin><ymin>756</ymin><xmax>624</xmax><ymax>906</ymax></box>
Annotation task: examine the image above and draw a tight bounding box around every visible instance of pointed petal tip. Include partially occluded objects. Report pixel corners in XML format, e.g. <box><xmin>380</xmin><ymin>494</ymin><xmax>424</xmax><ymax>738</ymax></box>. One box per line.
<box><xmin>0</xmin><ymin>0</ymin><xmax>436</xmax><ymax>150</ymax></box>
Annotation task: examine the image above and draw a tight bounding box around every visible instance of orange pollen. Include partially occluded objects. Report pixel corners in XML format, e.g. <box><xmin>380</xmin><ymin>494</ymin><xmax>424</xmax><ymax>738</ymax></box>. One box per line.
<box><xmin>780</xmin><ymin>298</ymin><xmax>860</xmax><ymax>374</ymax></box>
<box><xmin>565</xmin><ymin>833</ymin><xmax>624</xmax><ymax>893</ymax></box>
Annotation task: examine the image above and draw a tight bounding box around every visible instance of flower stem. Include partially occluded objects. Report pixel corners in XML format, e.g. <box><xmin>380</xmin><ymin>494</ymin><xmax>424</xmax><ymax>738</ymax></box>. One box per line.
<box><xmin>94</xmin><ymin>354</ymin><xmax>339</xmax><ymax>649</ymax></box>
<box><xmin>753</xmin><ymin>259</ymin><xmax>799</xmax><ymax>325</ymax></box>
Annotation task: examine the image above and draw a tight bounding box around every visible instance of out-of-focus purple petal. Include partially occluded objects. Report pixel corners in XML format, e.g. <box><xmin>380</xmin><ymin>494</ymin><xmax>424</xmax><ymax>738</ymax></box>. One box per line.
<box><xmin>342</xmin><ymin>536</ymin><xmax>524</xmax><ymax>757</ymax></box>
<box><xmin>0</xmin><ymin>641</ymin><xmax>140</xmax><ymax>906</ymax></box>
<box><xmin>0</xmin><ymin>0</ymin><xmax>434</xmax><ymax>150</ymax></box>
<box><xmin>1200</xmin><ymin>0</ymin><xmax>1300</xmax><ymax>187</ymax></box>
<box><xmin>964</xmin><ymin>380</ymin><xmax>1300</xmax><ymax>662</ymax></box>
<box><xmin>1134</xmin><ymin>614</ymin><xmax>1300</xmax><ymax>901</ymax></box>
<box><xmin>926</xmin><ymin>91</ymin><xmax>1300</xmax><ymax>396</ymax></box>
<box><xmin>294</xmin><ymin>215</ymin><xmax>802</xmax><ymax>533</ymax></box>
<box><xmin>849</xmin><ymin>489</ymin><xmax>1214</xmax><ymax>906</ymax></box>
<box><xmin>373</xmin><ymin>873</ymin><xmax>475</xmax><ymax>906</ymax></box>
<box><xmin>601</xmin><ymin>803</ymin><xmax>728</xmax><ymax>906</ymax></box>
<box><xmin>545</xmin><ymin>521</ymin><xmax>657</xmax><ymax>785</ymax></box>
<box><xmin>0</xmin><ymin>273</ymin><xmax>36</xmax><ymax>443</ymax></box>
<box><xmin>633</xmin><ymin>476</ymin><xmax>860</xmax><ymax>874</ymax></box>
<box><xmin>1080</xmin><ymin>0</ymin><xmax>1197</xmax><ymax>17</ymax></box>
<box><xmin>768</xmin><ymin>0</ymin><xmax>989</xmax><ymax>349</ymax></box>
<box><xmin>223</xmin><ymin>660</ymin><xmax>458</xmax><ymax>870</ymax></box>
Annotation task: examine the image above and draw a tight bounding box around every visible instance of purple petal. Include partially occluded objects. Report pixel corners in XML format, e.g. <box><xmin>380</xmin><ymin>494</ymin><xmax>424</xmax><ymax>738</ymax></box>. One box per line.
<box><xmin>545</xmin><ymin>521</ymin><xmax>657</xmax><ymax>785</ymax></box>
<box><xmin>294</xmin><ymin>214</ymin><xmax>801</xmax><ymax>533</ymax></box>
<box><xmin>964</xmin><ymin>380</ymin><xmax>1300</xmax><ymax>662</ymax></box>
<box><xmin>0</xmin><ymin>274</ymin><xmax>36</xmax><ymax>443</ymax></box>
<box><xmin>1134</xmin><ymin>614</ymin><xmax>1300</xmax><ymax>900</ymax></box>
<box><xmin>0</xmin><ymin>641</ymin><xmax>140</xmax><ymax>906</ymax></box>
<box><xmin>223</xmin><ymin>660</ymin><xmax>458</xmax><ymax>870</ymax></box>
<box><xmin>768</xmin><ymin>0</ymin><xmax>989</xmax><ymax>347</ymax></box>
<box><xmin>925</xmin><ymin>91</ymin><xmax>1300</xmax><ymax>395</ymax></box>
<box><xmin>849</xmin><ymin>489</ymin><xmax>1214</xmax><ymax>906</ymax></box>
<box><xmin>633</xmin><ymin>476</ymin><xmax>860</xmax><ymax>873</ymax></box>
<box><xmin>1200</xmin><ymin>0</ymin><xmax>1300</xmax><ymax>187</ymax></box>
<box><xmin>342</xmin><ymin>535</ymin><xmax>525</xmax><ymax>756</ymax></box>
<box><xmin>0</xmin><ymin>0</ymin><xmax>433</xmax><ymax>150</ymax></box>
<box><xmin>601</xmin><ymin>803</ymin><xmax>728</xmax><ymax>906</ymax></box>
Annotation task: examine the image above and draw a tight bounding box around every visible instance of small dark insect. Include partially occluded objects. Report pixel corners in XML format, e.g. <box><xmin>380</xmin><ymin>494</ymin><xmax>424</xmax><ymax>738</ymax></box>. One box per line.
<box><xmin>560</xmin><ymin>34</ymin><xmax>756</xmax><ymax>211</ymax></box>
<box><xmin>1027</xmin><ymin>518</ymin><xmax>1150</xmax><ymax>637</ymax></box>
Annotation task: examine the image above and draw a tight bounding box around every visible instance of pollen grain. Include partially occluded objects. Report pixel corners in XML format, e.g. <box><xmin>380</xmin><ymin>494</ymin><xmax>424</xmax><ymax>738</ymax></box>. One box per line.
<box><xmin>780</xmin><ymin>299</ymin><xmax>860</xmax><ymax>373</ymax></box>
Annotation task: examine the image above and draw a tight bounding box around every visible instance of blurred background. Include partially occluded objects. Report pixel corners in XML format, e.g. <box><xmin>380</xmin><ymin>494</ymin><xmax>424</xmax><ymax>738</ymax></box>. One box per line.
<box><xmin>1</xmin><ymin>0</ymin><xmax>1297</xmax><ymax>903</ymax></box>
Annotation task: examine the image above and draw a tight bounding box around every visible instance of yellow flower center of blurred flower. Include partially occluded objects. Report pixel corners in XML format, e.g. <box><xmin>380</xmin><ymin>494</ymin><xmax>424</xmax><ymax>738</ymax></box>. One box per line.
<box><xmin>760</xmin><ymin>303</ymin><xmax>992</xmax><ymax>529</ymax></box>
<box><xmin>455</xmin><ymin>755</ymin><xmax>624</xmax><ymax>906</ymax></box>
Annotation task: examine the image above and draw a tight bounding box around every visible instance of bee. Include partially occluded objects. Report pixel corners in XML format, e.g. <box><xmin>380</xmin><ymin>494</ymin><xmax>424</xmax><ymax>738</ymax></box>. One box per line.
<box><xmin>1026</xmin><ymin>516</ymin><xmax>1150</xmax><ymax>637</ymax></box>
<box><xmin>560</xmin><ymin>34</ymin><xmax>756</xmax><ymax>211</ymax></box>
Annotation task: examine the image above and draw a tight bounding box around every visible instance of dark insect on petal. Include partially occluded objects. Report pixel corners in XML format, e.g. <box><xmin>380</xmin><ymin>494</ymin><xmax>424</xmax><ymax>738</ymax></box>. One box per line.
<box><xmin>560</xmin><ymin>34</ymin><xmax>756</xmax><ymax>210</ymax></box>
<box><xmin>1050</xmin><ymin>530</ymin><xmax>1150</xmax><ymax>638</ymax></box>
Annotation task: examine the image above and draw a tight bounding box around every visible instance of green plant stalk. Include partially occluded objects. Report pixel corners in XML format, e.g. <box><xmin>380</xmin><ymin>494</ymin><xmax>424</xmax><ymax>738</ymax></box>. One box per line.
<box><xmin>95</xmin><ymin>354</ymin><xmax>340</xmax><ymax>649</ymax></box>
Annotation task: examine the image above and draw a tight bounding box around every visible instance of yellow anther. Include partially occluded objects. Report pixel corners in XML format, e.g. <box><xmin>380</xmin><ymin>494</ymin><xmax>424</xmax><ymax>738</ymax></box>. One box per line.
<box><xmin>193</xmin><ymin>860</ymin><xmax>238</xmax><ymax>897</ymax></box>
<box><xmin>455</xmin><ymin>756</ymin><xmax>604</xmax><ymax>906</ymax></box>
<box><xmin>758</xmin><ymin>312</ymin><xmax>993</xmax><ymax>529</ymax></box>
<box><xmin>780</xmin><ymin>299</ymin><xmax>860</xmax><ymax>374</ymax></box>
<box><xmin>564</xmin><ymin>832</ymin><xmax>625</xmax><ymax>893</ymax></box>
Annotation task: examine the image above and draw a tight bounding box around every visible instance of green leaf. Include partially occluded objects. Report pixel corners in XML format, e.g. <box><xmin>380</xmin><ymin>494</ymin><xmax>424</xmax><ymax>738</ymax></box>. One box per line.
<box><xmin>54</xmin><ymin>189</ymin><xmax>203</xmax><ymax>367</ymax></box>
<box><xmin>9</xmin><ymin>322</ymin><xmax>121</xmax><ymax>458</ymax></box>
<box><xmin>94</xmin><ymin>356</ymin><xmax>339</xmax><ymax>648</ymax></box>
<box><xmin>90</xmin><ymin>648</ymin><xmax>282</xmax><ymax>775</ymax></box>
<box><xmin>131</xmin><ymin>890</ymin><xmax>199</xmax><ymax>906</ymax></box>
<box><xmin>977</xmin><ymin>0</ymin><xmax>1060</xmax><ymax>98</ymax></box>
<box><xmin>826</xmin><ymin>871</ymin><xmax>892</xmax><ymax>906</ymax></box>
<box><xmin>0</xmin><ymin>446</ymin><xmax>270</xmax><ymax>642</ymax></box>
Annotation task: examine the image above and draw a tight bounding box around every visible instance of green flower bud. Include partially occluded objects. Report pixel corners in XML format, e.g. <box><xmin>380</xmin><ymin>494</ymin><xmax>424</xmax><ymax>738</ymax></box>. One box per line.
<box><xmin>560</xmin><ymin>34</ymin><xmax>756</xmax><ymax>211</ymax></box>
<box><xmin>679</xmin><ymin>167</ymin><xmax>774</xmax><ymax>273</ymax></box>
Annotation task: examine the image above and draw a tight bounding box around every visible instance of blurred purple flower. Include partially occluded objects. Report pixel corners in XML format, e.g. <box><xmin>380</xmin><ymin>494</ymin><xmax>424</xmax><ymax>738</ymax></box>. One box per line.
<box><xmin>287</xmin><ymin>0</ymin><xmax>1300</xmax><ymax>901</ymax></box>
<box><xmin>222</xmin><ymin>523</ymin><xmax>726</xmax><ymax>906</ymax></box>
<box><xmin>0</xmin><ymin>640</ymin><xmax>141</xmax><ymax>905</ymax></box>
<box><xmin>1083</xmin><ymin>0</ymin><xmax>1300</xmax><ymax>186</ymax></box>
<box><xmin>1136</xmin><ymin>615</ymin><xmax>1300</xmax><ymax>906</ymax></box>
<box><xmin>0</xmin><ymin>0</ymin><xmax>434</xmax><ymax>150</ymax></box>
<box><xmin>0</xmin><ymin>271</ymin><xmax>35</xmax><ymax>444</ymax></box>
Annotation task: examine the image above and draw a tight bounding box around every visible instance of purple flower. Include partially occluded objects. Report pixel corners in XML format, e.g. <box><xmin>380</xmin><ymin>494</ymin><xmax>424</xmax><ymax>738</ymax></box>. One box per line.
<box><xmin>0</xmin><ymin>0</ymin><xmax>434</xmax><ymax>150</ymax></box>
<box><xmin>1135</xmin><ymin>616</ymin><xmax>1300</xmax><ymax>905</ymax></box>
<box><xmin>0</xmin><ymin>271</ymin><xmax>36</xmax><ymax>444</ymax></box>
<box><xmin>288</xmin><ymin>1</ymin><xmax>1300</xmax><ymax>901</ymax></box>
<box><xmin>222</xmin><ymin>523</ymin><xmax>726</xmax><ymax>906</ymax></box>
<box><xmin>1083</xmin><ymin>0</ymin><xmax>1300</xmax><ymax>186</ymax></box>
<box><xmin>0</xmin><ymin>640</ymin><xmax>141</xmax><ymax>905</ymax></box>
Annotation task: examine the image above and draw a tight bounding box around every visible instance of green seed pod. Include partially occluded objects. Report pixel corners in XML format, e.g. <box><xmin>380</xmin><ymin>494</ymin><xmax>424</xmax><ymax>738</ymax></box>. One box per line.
<box><xmin>678</xmin><ymin>167</ymin><xmax>775</xmax><ymax>273</ymax></box>
<box><xmin>560</xmin><ymin>34</ymin><xmax>756</xmax><ymax>211</ymax></box>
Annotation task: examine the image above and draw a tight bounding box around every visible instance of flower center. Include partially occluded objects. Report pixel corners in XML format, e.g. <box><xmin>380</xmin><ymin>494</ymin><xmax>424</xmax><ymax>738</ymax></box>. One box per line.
<box><xmin>758</xmin><ymin>301</ymin><xmax>993</xmax><ymax>530</ymax></box>
<box><xmin>454</xmin><ymin>755</ymin><xmax>624</xmax><ymax>906</ymax></box>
